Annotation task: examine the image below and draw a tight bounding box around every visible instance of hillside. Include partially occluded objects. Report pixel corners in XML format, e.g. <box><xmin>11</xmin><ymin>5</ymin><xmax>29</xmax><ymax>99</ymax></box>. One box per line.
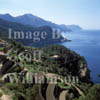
<box><xmin>0</xmin><ymin>18</ymin><xmax>66</xmax><ymax>46</ymax></box>
<box><xmin>0</xmin><ymin>41</ymin><xmax>95</xmax><ymax>100</ymax></box>
<box><xmin>0</xmin><ymin>13</ymin><xmax>82</xmax><ymax>32</ymax></box>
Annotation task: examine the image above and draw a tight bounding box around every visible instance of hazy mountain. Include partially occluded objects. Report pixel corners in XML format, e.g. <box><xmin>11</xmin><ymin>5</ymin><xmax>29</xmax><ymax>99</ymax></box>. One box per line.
<box><xmin>60</xmin><ymin>24</ymin><xmax>82</xmax><ymax>31</ymax></box>
<box><xmin>0</xmin><ymin>18</ymin><xmax>66</xmax><ymax>46</ymax></box>
<box><xmin>0</xmin><ymin>13</ymin><xmax>82</xmax><ymax>32</ymax></box>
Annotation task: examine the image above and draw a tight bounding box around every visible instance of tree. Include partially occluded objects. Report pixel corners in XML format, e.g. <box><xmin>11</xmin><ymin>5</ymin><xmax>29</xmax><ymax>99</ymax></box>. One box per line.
<box><xmin>78</xmin><ymin>84</ymin><xmax>100</xmax><ymax>100</ymax></box>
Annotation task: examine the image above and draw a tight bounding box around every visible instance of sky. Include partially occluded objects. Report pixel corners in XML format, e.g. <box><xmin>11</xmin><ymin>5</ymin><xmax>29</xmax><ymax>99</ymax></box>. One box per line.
<box><xmin>0</xmin><ymin>0</ymin><xmax>100</xmax><ymax>29</ymax></box>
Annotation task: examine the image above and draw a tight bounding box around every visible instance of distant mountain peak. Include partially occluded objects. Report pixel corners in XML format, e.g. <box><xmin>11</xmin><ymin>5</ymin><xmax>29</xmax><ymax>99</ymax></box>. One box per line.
<box><xmin>0</xmin><ymin>13</ymin><xmax>12</xmax><ymax>17</ymax></box>
<box><xmin>20</xmin><ymin>13</ymin><xmax>34</xmax><ymax>17</ymax></box>
<box><xmin>0</xmin><ymin>13</ymin><xmax>14</xmax><ymax>22</ymax></box>
<box><xmin>23</xmin><ymin>13</ymin><xmax>34</xmax><ymax>16</ymax></box>
<box><xmin>5</xmin><ymin>13</ymin><xmax>11</xmax><ymax>16</ymax></box>
<box><xmin>0</xmin><ymin>13</ymin><xmax>82</xmax><ymax>31</ymax></box>
<box><xmin>17</xmin><ymin>13</ymin><xmax>38</xmax><ymax>18</ymax></box>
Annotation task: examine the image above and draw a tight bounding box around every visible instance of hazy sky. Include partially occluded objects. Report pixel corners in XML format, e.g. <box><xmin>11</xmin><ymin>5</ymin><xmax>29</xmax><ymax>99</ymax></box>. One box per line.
<box><xmin>0</xmin><ymin>0</ymin><xmax>100</xmax><ymax>29</ymax></box>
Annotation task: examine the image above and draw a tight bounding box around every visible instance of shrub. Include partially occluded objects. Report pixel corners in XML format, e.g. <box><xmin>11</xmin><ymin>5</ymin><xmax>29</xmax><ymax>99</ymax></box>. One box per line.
<box><xmin>78</xmin><ymin>84</ymin><xmax>100</xmax><ymax>100</ymax></box>
<box><xmin>0</xmin><ymin>92</ymin><xmax>3</xmax><ymax>97</ymax></box>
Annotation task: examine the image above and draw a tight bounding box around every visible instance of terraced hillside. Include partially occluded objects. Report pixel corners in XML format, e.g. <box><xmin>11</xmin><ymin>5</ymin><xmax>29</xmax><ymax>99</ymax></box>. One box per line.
<box><xmin>0</xmin><ymin>40</ymin><xmax>94</xmax><ymax>100</ymax></box>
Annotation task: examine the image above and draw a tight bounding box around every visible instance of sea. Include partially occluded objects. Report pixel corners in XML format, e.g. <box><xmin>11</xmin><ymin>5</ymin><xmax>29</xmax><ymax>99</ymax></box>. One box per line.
<box><xmin>62</xmin><ymin>30</ymin><xmax>100</xmax><ymax>83</ymax></box>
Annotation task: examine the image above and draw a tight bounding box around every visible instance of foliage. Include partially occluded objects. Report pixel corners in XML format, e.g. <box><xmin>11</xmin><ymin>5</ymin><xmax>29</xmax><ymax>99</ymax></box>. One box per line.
<box><xmin>0</xmin><ymin>92</ymin><xmax>3</xmax><ymax>97</ymax></box>
<box><xmin>41</xmin><ymin>45</ymin><xmax>90</xmax><ymax>82</ymax></box>
<box><xmin>5</xmin><ymin>83</ymin><xmax>39</xmax><ymax>100</ymax></box>
<box><xmin>78</xmin><ymin>84</ymin><xmax>100</xmax><ymax>100</ymax></box>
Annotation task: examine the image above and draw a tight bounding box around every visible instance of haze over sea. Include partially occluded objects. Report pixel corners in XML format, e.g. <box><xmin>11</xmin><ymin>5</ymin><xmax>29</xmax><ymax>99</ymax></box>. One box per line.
<box><xmin>62</xmin><ymin>30</ymin><xmax>100</xmax><ymax>83</ymax></box>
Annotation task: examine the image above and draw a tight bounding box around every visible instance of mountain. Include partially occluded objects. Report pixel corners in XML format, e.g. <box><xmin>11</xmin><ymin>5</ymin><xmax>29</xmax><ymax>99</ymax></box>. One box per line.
<box><xmin>60</xmin><ymin>24</ymin><xmax>82</xmax><ymax>31</ymax></box>
<box><xmin>0</xmin><ymin>13</ymin><xmax>82</xmax><ymax>32</ymax></box>
<box><xmin>0</xmin><ymin>18</ymin><xmax>66</xmax><ymax>46</ymax></box>
<box><xmin>0</xmin><ymin>41</ymin><xmax>92</xmax><ymax>100</ymax></box>
<box><xmin>0</xmin><ymin>13</ymin><xmax>15</xmax><ymax>22</ymax></box>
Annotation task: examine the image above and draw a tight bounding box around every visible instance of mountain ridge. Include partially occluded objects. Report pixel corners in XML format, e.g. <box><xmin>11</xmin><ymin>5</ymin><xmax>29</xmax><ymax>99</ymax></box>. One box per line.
<box><xmin>0</xmin><ymin>18</ymin><xmax>67</xmax><ymax>46</ymax></box>
<box><xmin>0</xmin><ymin>13</ymin><xmax>82</xmax><ymax>32</ymax></box>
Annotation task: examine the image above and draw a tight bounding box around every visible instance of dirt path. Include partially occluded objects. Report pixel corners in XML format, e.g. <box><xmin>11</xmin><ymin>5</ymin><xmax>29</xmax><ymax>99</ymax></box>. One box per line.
<box><xmin>35</xmin><ymin>73</ymin><xmax>45</xmax><ymax>100</ymax></box>
<box><xmin>0</xmin><ymin>52</ymin><xmax>6</xmax><ymax>56</ymax></box>
<box><xmin>71</xmin><ymin>83</ymin><xmax>85</xmax><ymax>97</ymax></box>
<box><xmin>0</xmin><ymin>89</ymin><xmax>12</xmax><ymax>100</ymax></box>
<box><xmin>35</xmin><ymin>86</ymin><xmax>44</xmax><ymax>100</ymax></box>
<box><xmin>46</xmin><ymin>84</ymin><xmax>56</xmax><ymax>100</ymax></box>
<box><xmin>59</xmin><ymin>90</ymin><xmax>68</xmax><ymax>100</ymax></box>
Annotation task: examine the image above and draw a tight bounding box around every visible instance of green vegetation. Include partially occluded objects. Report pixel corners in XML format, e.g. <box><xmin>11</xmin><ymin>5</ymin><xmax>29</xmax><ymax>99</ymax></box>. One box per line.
<box><xmin>58</xmin><ymin>82</ymin><xmax>71</xmax><ymax>89</ymax></box>
<box><xmin>1</xmin><ymin>87</ymin><xmax>9</xmax><ymax>95</ymax></box>
<box><xmin>78</xmin><ymin>84</ymin><xmax>100</xmax><ymax>100</ymax></box>
<box><xmin>0</xmin><ymin>47</ymin><xmax>4</xmax><ymax>51</ymax></box>
<box><xmin>0</xmin><ymin>18</ymin><xmax>64</xmax><ymax>46</ymax></box>
<box><xmin>0</xmin><ymin>41</ymin><xmax>99</xmax><ymax>100</ymax></box>
<box><xmin>41</xmin><ymin>45</ymin><xmax>90</xmax><ymax>82</ymax></box>
<box><xmin>0</xmin><ymin>92</ymin><xmax>3</xmax><ymax>97</ymax></box>
<box><xmin>5</xmin><ymin>83</ymin><xmax>39</xmax><ymax>100</ymax></box>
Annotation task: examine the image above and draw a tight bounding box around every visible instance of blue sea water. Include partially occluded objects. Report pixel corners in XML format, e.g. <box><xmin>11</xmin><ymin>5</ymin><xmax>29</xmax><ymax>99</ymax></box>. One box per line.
<box><xmin>62</xmin><ymin>30</ymin><xmax>100</xmax><ymax>83</ymax></box>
